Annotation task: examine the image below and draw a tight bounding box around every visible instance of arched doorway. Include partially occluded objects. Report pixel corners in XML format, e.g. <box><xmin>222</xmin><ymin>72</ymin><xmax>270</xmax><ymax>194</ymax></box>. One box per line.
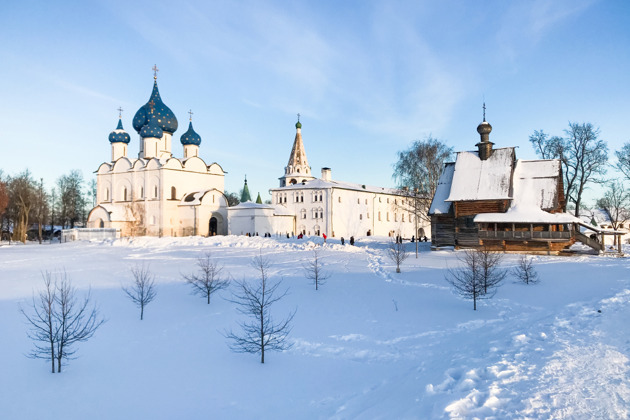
<box><xmin>209</xmin><ymin>217</ymin><xmax>218</xmax><ymax>236</ymax></box>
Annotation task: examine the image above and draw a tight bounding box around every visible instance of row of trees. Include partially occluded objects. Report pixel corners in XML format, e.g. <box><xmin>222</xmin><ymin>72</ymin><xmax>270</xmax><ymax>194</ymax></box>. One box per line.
<box><xmin>0</xmin><ymin>169</ymin><xmax>93</xmax><ymax>243</ymax></box>
<box><xmin>23</xmin><ymin>249</ymin><xmax>322</xmax><ymax>371</ymax></box>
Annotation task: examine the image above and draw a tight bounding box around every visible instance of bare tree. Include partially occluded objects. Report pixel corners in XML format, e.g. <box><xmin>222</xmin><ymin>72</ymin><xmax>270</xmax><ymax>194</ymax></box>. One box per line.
<box><xmin>445</xmin><ymin>249</ymin><xmax>502</xmax><ymax>310</ymax></box>
<box><xmin>387</xmin><ymin>236</ymin><xmax>409</xmax><ymax>273</ymax></box>
<box><xmin>183</xmin><ymin>253</ymin><xmax>230</xmax><ymax>304</ymax></box>
<box><xmin>303</xmin><ymin>248</ymin><xmax>331</xmax><ymax>290</ymax></box>
<box><xmin>123</xmin><ymin>264</ymin><xmax>157</xmax><ymax>320</ymax></box>
<box><xmin>225</xmin><ymin>253</ymin><xmax>296</xmax><ymax>363</ymax></box>
<box><xmin>512</xmin><ymin>255</ymin><xmax>539</xmax><ymax>285</ymax></box>
<box><xmin>125</xmin><ymin>202</ymin><xmax>146</xmax><ymax>237</ymax></box>
<box><xmin>596</xmin><ymin>180</ymin><xmax>630</xmax><ymax>247</ymax></box>
<box><xmin>393</xmin><ymin>137</ymin><xmax>452</xmax><ymax>257</ymax></box>
<box><xmin>20</xmin><ymin>271</ymin><xmax>104</xmax><ymax>373</ymax></box>
<box><xmin>477</xmin><ymin>246</ymin><xmax>506</xmax><ymax>294</ymax></box>
<box><xmin>530</xmin><ymin>123</ymin><xmax>608</xmax><ymax>216</ymax></box>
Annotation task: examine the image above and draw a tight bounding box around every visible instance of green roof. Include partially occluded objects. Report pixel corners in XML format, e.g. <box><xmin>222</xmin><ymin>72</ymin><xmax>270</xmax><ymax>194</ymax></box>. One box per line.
<box><xmin>240</xmin><ymin>177</ymin><xmax>252</xmax><ymax>202</ymax></box>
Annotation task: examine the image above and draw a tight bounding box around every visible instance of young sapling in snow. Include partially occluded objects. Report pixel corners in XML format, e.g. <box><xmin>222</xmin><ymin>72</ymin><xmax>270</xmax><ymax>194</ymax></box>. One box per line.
<box><xmin>445</xmin><ymin>248</ymin><xmax>503</xmax><ymax>310</ymax></box>
<box><xmin>303</xmin><ymin>248</ymin><xmax>331</xmax><ymax>290</ymax></box>
<box><xmin>123</xmin><ymin>264</ymin><xmax>157</xmax><ymax>320</ymax></box>
<box><xmin>512</xmin><ymin>254</ymin><xmax>539</xmax><ymax>284</ymax></box>
<box><xmin>224</xmin><ymin>252</ymin><xmax>296</xmax><ymax>363</ymax></box>
<box><xmin>183</xmin><ymin>253</ymin><xmax>230</xmax><ymax>304</ymax></box>
<box><xmin>387</xmin><ymin>235</ymin><xmax>409</xmax><ymax>273</ymax></box>
<box><xmin>20</xmin><ymin>271</ymin><xmax>104</xmax><ymax>373</ymax></box>
<box><xmin>477</xmin><ymin>246</ymin><xmax>506</xmax><ymax>294</ymax></box>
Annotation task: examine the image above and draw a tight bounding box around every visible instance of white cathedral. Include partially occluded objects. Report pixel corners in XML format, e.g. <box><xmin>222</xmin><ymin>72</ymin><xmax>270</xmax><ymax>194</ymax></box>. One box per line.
<box><xmin>87</xmin><ymin>71</ymin><xmax>427</xmax><ymax>240</ymax></box>
<box><xmin>87</xmin><ymin>73</ymin><xmax>229</xmax><ymax>236</ymax></box>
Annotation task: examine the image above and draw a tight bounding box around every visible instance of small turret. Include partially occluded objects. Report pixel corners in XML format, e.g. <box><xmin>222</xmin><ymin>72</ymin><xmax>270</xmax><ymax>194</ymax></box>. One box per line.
<box><xmin>475</xmin><ymin>103</ymin><xmax>494</xmax><ymax>160</ymax></box>
<box><xmin>109</xmin><ymin>108</ymin><xmax>131</xmax><ymax>161</ymax></box>
<box><xmin>240</xmin><ymin>176</ymin><xmax>252</xmax><ymax>202</ymax></box>
<box><xmin>180</xmin><ymin>110</ymin><xmax>201</xmax><ymax>158</ymax></box>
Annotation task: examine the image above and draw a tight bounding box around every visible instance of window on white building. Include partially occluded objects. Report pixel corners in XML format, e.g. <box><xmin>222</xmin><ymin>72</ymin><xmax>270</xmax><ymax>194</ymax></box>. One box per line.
<box><xmin>359</xmin><ymin>214</ymin><xmax>363</xmax><ymax>220</ymax></box>
<box><xmin>301</xmin><ymin>209</ymin><xmax>306</xmax><ymax>219</ymax></box>
<box><xmin>387</xmin><ymin>212</ymin><xmax>390</xmax><ymax>221</ymax></box>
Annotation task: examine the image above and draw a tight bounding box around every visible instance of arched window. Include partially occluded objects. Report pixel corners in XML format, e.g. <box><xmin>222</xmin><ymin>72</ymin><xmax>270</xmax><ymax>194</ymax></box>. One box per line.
<box><xmin>105</xmin><ymin>188</ymin><xmax>109</xmax><ymax>201</ymax></box>
<box><xmin>140</xmin><ymin>187</ymin><xmax>144</xmax><ymax>199</ymax></box>
<box><xmin>301</xmin><ymin>209</ymin><xmax>307</xmax><ymax>219</ymax></box>
<box><xmin>154</xmin><ymin>185</ymin><xmax>158</xmax><ymax>198</ymax></box>
<box><xmin>123</xmin><ymin>187</ymin><xmax>128</xmax><ymax>201</ymax></box>
<box><xmin>171</xmin><ymin>186</ymin><xmax>177</xmax><ymax>200</ymax></box>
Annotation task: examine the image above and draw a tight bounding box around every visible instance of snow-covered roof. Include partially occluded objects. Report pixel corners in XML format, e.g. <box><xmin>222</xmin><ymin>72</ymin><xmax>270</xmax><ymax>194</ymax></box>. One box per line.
<box><xmin>272</xmin><ymin>178</ymin><xmax>401</xmax><ymax>196</ymax></box>
<box><xmin>428</xmin><ymin>162</ymin><xmax>454</xmax><ymax>215</ymax></box>
<box><xmin>513</xmin><ymin>160</ymin><xmax>561</xmax><ymax>210</ymax></box>
<box><xmin>446</xmin><ymin>148</ymin><xmax>515</xmax><ymax>202</ymax></box>
<box><xmin>228</xmin><ymin>201</ymin><xmax>272</xmax><ymax>210</ymax></box>
<box><xmin>473</xmin><ymin>159</ymin><xmax>571</xmax><ymax>224</ymax></box>
<box><xmin>227</xmin><ymin>202</ymin><xmax>296</xmax><ymax>217</ymax></box>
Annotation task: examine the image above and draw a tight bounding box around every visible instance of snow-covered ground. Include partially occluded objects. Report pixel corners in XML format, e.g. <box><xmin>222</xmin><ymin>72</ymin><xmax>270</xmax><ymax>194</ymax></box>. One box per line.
<box><xmin>1</xmin><ymin>236</ymin><xmax>629</xmax><ymax>419</ymax></box>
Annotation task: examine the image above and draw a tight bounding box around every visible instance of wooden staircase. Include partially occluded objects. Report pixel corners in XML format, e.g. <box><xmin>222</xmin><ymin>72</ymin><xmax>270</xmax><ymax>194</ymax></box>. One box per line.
<box><xmin>574</xmin><ymin>229</ymin><xmax>603</xmax><ymax>253</ymax></box>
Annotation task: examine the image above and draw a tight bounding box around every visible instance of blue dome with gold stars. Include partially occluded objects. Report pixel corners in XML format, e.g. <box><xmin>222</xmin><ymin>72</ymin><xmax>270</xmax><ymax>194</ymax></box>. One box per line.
<box><xmin>180</xmin><ymin>121</ymin><xmax>202</xmax><ymax>146</ymax></box>
<box><xmin>140</xmin><ymin>108</ymin><xmax>164</xmax><ymax>139</ymax></box>
<box><xmin>108</xmin><ymin>118</ymin><xmax>131</xmax><ymax>144</ymax></box>
<box><xmin>133</xmin><ymin>80</ymin><xmax>178</xmax><ymax>134</ymax></box>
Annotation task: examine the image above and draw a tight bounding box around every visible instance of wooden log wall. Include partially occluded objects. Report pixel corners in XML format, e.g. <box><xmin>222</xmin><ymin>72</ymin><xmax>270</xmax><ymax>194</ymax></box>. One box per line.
<box><xmin>431</xmin><ymin>215</ymin><xmax>455</xmax><ymax>247</ymax></box>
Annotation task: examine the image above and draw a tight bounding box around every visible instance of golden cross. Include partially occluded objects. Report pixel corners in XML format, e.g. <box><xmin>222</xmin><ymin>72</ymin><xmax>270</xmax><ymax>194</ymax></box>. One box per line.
<box><xmin>117</xmin><ymin>107</ymin><xmax>124</xmax><ymax>118</ymax></box>
<box><xmin>188</xmin><ymin>109</ymin><xmax>193</xmax><ymax>121</ymax></box>
<box><xmin>152</xmin><ymin>64</ymin><xmax>159</xmax><ymax>79</ymax></box>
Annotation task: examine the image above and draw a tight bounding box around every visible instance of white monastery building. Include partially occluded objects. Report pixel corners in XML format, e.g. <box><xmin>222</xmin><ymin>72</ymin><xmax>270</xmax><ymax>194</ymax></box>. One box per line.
<box><xmin>87</xmin><ymin>71</ymin><xmax>229</xmax><ymax>236</ymax></box>
<box><xmin>86</xmin><ymin>70</ymin><xmax>427</xmax><ymax>240</ymax></box>
<box><xmin>269</xmin><ymin>119</ymin><xmax>429</xmax><ymax>239</ymax></box>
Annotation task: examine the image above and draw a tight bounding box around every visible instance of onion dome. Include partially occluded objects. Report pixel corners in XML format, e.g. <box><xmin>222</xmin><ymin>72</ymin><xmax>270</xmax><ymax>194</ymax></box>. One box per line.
<box><xmin>108</xmin><ymin>118</ymin><xmax>131</xmax><ymax>144</ymax></box>
<box><xmin>180</xmin><ymin>121</ymin><xmax>202</xmax><ymax>146</ymax></box>
<box><xmin>140</xmin><ymin>105</ymin><xmax>164</xmax><ymax>139</ymax></box>
<box><xmin>476</xmin><ymin>120</ymin><xmax>492</xmax><ymax>136</ymax></box>
<box><xmin>133</xmin><ymin>80</ymin><xmax>178</xmax><ymax>134</ymax></box>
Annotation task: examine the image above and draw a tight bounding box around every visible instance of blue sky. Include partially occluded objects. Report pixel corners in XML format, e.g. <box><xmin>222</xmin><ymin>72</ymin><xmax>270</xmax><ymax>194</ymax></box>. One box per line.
<box><xmin>1</xmin><ymin>0</ymin><xmax>629</xmax><ymax>204</ymax></box>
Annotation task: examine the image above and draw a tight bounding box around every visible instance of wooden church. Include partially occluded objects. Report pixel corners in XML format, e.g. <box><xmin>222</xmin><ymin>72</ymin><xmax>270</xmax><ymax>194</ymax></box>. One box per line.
<box><xmin>428</xmin><ymin>112</ymin><xmax>601</xmax><ymax>254</ymax></box>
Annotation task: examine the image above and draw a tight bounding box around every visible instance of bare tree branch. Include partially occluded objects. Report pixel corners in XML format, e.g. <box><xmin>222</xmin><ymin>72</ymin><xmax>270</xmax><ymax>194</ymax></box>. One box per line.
<box><xmin>224</xmin><ymin>252</ymin><xmax>296</xmax><ymax>363</ymax></box>
<box><xmin>303</xmin><ymin>248</ymin><xmax>331</xmax><ymax>290</ymax></box>
<box><xmin>512</xmin><ymin>255</ymin><xmax>539</xmax><ymax>285</ymax></box>
<box><xmin>387</xmin><ymin>235</ymin><xmax>409</xmax><ymax>273</ymax></box>
<box><xmin>123</xmin><ymin>264</ymin><xmax>157</xmax><ymax>320</ymax></box>
<box><xmin>183</xmin><ymin>253</ymin><xmax>230</xmax><ymax>304</ymax></box>
<box><xmin>20</xmin><ymin>271</ymin><xmax>104</xmax><ymax>372</ymax></box>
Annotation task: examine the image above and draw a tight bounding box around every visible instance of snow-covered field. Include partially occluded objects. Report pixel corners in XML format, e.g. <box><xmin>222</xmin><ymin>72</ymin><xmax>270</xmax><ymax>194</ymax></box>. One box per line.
<box><xmin>1</xmin><ymin>236</ymin><xmax>629</xmax><ymax>419</ymax></box>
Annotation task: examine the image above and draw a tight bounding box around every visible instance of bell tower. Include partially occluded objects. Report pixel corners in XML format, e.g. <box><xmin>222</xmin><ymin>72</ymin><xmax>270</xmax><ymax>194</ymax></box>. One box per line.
<box><xmin>279</xmin><ymin>114</ymin><xmax>315</xmax><ymax>187</ymax></box>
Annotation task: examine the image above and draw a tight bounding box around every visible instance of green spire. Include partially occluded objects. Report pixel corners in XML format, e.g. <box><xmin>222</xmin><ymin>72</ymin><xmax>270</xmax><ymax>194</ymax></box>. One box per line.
<box><xmin>256</xmin><ymin>193</ymin><xmax>262</xmax><ymax>204</ymax></box>
<box><xmin>240</xmin><ymin>176</ymin><xmax>252</xmax><ymax>202</ymax></box>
